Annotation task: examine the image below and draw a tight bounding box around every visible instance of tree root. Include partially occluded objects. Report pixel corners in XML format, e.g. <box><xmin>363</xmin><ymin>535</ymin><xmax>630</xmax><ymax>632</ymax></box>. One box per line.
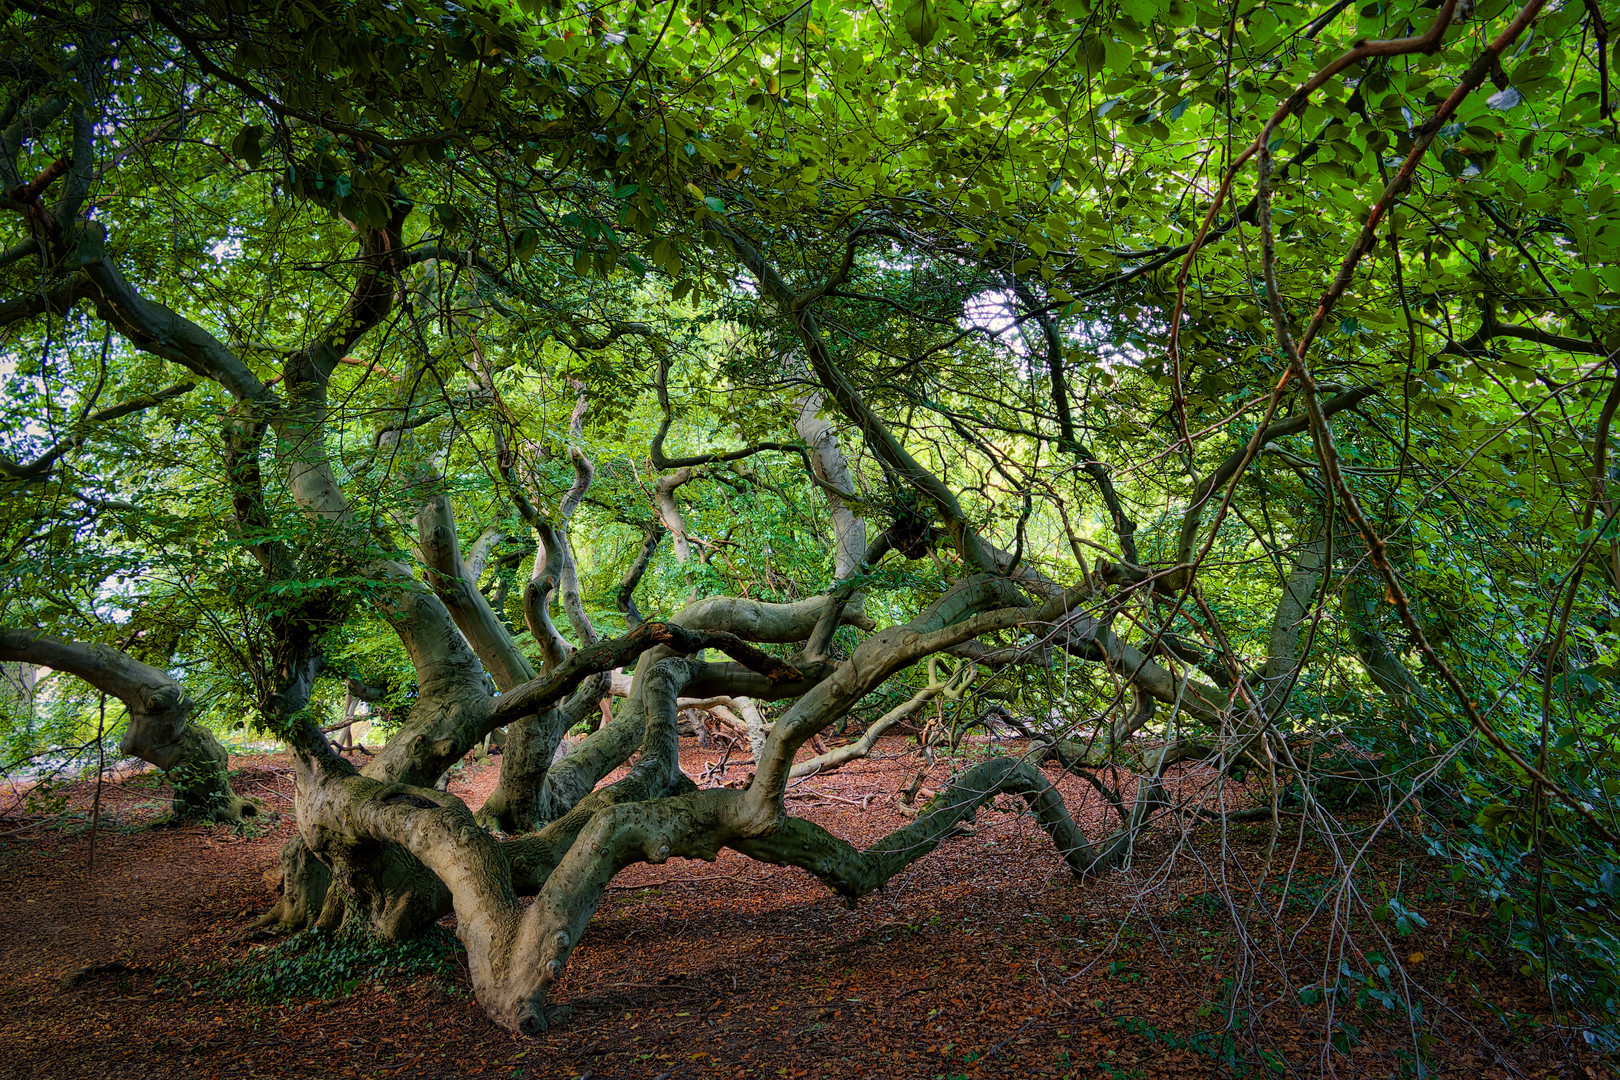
<box><xmin>253</xmin><ymin>835</ymin><xmax>333</xmax><ymax>933</ymax></box>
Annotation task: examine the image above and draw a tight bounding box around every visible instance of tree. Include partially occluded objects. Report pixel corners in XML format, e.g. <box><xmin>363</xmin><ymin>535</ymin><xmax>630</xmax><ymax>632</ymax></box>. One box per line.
<box><xmin>3</xmin><ymin>0</ymin><xmax>1617</xmax><ymax>1046</ymax></box>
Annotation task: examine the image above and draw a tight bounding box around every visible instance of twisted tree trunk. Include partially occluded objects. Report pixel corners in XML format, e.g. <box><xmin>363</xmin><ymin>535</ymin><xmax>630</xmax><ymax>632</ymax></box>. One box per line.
<box><xmin>0</xmin><ymin>629</ymin><xmax>260</xmax><ymax>822</ymax></box>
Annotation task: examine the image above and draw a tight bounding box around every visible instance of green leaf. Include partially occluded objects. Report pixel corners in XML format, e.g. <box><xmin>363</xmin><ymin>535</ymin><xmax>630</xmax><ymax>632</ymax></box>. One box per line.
<box><xmin>231</xmin><ymin>124</ymin><xmax>265</xmax><ymax>168</ymax></box>
<box><xmin>433</xmin><ymin>202</ymin><xmax>464</xmax><ymax>232</ymax></box>
<box><xmin>514</xmin><ymin>227</ymin><xmax>539</xmax><ymax>262</ymax></box>
<box><xmin>1119</xmin><ymin>0</ymin><xmax>1168</xmax><ymax>23</ymax></box>
<box><xmin>1510</xmin><ymin>54</ymin><xmax>1559</xmax><ymax>88</ymax></box>
<box><xmin>903</xmin><ymin>0</ymin><xmax>940</xmax><ymax>46</ymax></box>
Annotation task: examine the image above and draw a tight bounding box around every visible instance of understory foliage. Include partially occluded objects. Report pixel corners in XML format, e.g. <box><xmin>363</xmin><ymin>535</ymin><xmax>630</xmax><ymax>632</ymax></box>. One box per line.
<box><xmin>2</xmin><ymin>0</ymin><xmax>1618</xmax><ymax>1065</ymax></box>
<box><xmin>215</xmin><ymin>927</ymin><xmax>467</xmax><ymax>1005</ymax></box>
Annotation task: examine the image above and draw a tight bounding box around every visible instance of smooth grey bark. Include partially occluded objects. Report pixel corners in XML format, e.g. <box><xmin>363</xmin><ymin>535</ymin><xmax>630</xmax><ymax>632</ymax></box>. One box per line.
<box><xmin>489</xmin><ymin>577</ymin><xmax>1101</xmax><ymax>1030</ymax></box>
<box><xmin>480</xmin><ymin>398</ymin><xmax>608</xmax><ymax>830</ymax></box>
<box><xmin>277</xmin><ymin>605</ymin><xmax>821</xmax><ymax>1026</ymax></box>
<box><xmin>417</xmin><ymin>488</ymin><xmax>537</xmax><ymax>693</ymax></box>
<box><xmin>253</xmin><ymin>387</ymin><xmax>1190</xmax><ymax>1036</ymax></box>
<box><xmin>20</xmin><ymin>81</ymin><xmax>1285</xmax><ymax>1025</ymax></box>
<box><xmin>735</xmin><ymin>754</ymin><xmax>1157</xmax><ymax>898</ymax></box>
<box><xmin>608</xmin><ymin>673</ymin><xmax>771</xmax><ymax>759</ymax></box>
<box><xmin>261</xmin><ymin>569</ymin><xmax>1082</xmax><ymax>1035</ymax></box>
<box><xmin>793</xmin><ymin>393</ymin><xmax>868</xmax><ymax>582</ymax></box>
<box><xmin>711</xmin><ymin>221</ymin><xmax>1226</xmax><ymax>730</ymax></box>
<box><xmin>8</xmin><ymin>80</ymin><xmax>663</xmax><ymax>949</ymax></box>
<box><xmin>268</xmin><ymin>617</ymin><xmax>804</xmax><ymax>942</ymax></box>
<box><xmin>534</xmin><ymin>593</ymin><xmax>855</xmax><ymax>817</ymax></box>
<box><xmin>0</xmin><ymin>661</ymin><xmax>38</xmax><ymax>720</ymax></box>
<box><xmin>465</xmin><ymin>525</ymin><xmax>504</xmax><ymax>583</ymax></box>
<box><xmin>652</xmin><ymin>466</ymin><xmax>699</xmax><ymax>565</ymax></box>
<box><xmin>1259</xmin><ymin>526</ymin><xmax>1329</xmax><ymax>718</ymax></box>
<box><xmin>490</xmin><ymin>377</ymin><xmax>597</xmax><ymax>678</ymax></box>
<box><xmin>475</xmin><ymin>674</ymin><xmax>608</xmax><ymax>833</ymax></box>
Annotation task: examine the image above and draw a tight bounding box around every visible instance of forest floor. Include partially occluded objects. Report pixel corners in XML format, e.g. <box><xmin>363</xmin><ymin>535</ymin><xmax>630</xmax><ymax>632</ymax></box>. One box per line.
<box><xmin>0</xmin><ymin>735</ymin><xmax>1604</xmax><ymax>1080</ymax></box>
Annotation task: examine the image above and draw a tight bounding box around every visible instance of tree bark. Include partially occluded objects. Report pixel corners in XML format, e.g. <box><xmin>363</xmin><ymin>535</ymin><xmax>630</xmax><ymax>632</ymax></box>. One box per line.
<box><xmin>1260</xmin><ymin>526</ymin><xmax>1329</xmax><ymax>718</ymax></box>
<box><xmin>793</xmin><ymin>394</ymin><xmax>868</xmax><ymax>582</ymax></box>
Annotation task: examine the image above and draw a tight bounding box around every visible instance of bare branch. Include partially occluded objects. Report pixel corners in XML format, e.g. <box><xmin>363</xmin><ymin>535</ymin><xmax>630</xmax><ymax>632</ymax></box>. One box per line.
<box><xmin>0</xmin><ymin>380</ymin><xmax>196</xmax><ymax>482</ymax></box>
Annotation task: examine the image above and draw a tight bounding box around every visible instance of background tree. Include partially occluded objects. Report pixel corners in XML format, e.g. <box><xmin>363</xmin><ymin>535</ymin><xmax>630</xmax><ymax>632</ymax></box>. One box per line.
<box><xmin>2</xmin><ymin>0</ymin><xmax>1617</xmax><ymax>1052</ymax></box>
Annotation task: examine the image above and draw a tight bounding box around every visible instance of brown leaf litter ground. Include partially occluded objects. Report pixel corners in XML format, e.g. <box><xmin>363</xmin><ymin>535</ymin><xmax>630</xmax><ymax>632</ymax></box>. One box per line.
<box><xmin>0</xmin><ymin>736</ymin><xmax>1603</xmax><ymax>1079</ymax></box>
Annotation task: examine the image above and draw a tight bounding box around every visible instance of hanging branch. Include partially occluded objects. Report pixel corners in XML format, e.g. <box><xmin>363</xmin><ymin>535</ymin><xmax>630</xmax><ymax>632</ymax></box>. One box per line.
<box><xmin>1164</xmin><ymin>0</ymin><xmax>1463</xmax><ymax>453</ymax></box>
<box><xmin>616</xmin><ymin>521</ymin><xmax>665</xmax><ymax>630</ymax></box>
<box><xmin>0</xmin><ymin>380</ymin><xmax>196</xmax><ymax>482</ymax></box>
<box><xmin>1251</xmin><ymin>0</ymin><xmax>1620</xmax><ymax>843</ymax></box>
<box><xmin>649</xmin><ymin>355</ymin><xmax>811</xmax><ymax>470</ymax></box>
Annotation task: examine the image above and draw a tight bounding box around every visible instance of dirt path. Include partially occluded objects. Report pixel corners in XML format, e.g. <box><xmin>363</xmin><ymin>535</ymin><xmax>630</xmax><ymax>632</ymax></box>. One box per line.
<box><xmin>0</xmin><ymin>741</ymin><xmax>1595</xmax><ymax>1079</ymax></box>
